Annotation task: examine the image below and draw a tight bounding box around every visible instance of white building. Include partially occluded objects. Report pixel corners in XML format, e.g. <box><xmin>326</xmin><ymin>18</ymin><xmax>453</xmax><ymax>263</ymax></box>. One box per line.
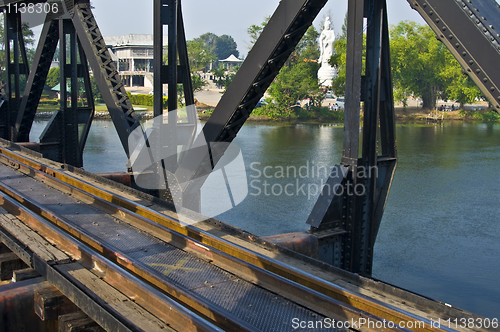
<box><xmin>104</xmin><ymin>34</ymin><xmax>167</xmax><ymax>88</ymax></box>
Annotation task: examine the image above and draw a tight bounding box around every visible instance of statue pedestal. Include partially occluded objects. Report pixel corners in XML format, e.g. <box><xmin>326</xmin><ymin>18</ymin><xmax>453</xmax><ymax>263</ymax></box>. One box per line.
<box><xmin>318</xmin><ymin>64</ymin><xmax>337</xmax><ymax>87</ymax></box>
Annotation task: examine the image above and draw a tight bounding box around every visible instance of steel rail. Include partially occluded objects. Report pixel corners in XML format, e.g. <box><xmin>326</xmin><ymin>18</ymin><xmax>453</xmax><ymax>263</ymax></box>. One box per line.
<box><xmin>0</xmin><ymin>144</ymin><xmax>481</xmax><ymax>332</ymax></box>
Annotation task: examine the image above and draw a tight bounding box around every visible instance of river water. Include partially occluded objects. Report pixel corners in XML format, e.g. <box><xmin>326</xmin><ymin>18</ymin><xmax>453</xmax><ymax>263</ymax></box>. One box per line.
<box><xmin>30</xmin><ymin>120</ymin><xmax>500</xmax><ymax>319</ymax></box>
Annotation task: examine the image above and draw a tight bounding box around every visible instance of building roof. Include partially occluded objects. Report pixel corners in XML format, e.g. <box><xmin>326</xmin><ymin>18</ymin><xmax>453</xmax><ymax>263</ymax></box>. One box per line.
<box><xmin>104</xmin><ymin>34</ymin><xmax>168</xmax><ymax>47</ymax></box>
<box><xmin>219</xmin><ymin>54</ymin><xmax>243</xmax><ymax>62</ymax></box>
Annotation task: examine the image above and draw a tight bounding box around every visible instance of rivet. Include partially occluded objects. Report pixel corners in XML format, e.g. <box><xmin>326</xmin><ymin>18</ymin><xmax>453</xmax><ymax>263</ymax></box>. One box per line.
<box><xmin>448</xmin><ymin>35</ymin><xmax>453</xmax><ymax>39</ymax></box>
<box><xmin>490</xmin><ymin>87</ymin><xmax>495</xmax><ymax>92</ymax></box>
<box><xmin>462</xmin><ymin>51</ymin><xmax>467</xmax><ymax>56</ymax></box>
<box><xmin>483</xmin><ymin>78</ymin><xmax>488</xmax><ymax>82</ymax></box>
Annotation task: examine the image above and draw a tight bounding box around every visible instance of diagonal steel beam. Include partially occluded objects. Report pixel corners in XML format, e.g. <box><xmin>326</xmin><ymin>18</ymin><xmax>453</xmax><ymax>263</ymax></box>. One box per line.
<box><xmin>70</xmin><ymin>1</ymin><xmax>141</xmax><ymax>158</ymax></box>
<box><xmin>173</xmin><ymin>0</ymin><xmax>328</xmax><ymax>207</ymax></box>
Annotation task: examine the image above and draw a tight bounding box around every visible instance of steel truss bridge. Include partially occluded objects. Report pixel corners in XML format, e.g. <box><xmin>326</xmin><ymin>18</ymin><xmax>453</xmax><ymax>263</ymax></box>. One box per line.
<box><xmin>0</xmin><ymin>0</ymin><xmax>498</xmax><ymax>331</ymax></box>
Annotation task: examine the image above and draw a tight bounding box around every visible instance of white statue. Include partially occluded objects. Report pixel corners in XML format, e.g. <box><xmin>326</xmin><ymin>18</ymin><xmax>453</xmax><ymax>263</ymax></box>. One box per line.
<box><xmin>318</xmin><ymin>17</ymin><xmax>337</xmax><ymax>87</ymax></box>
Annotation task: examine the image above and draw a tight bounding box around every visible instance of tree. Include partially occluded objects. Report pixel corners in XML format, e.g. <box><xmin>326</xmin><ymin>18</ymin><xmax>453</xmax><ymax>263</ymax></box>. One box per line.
<box><xmin>253</xmin><ymin>23</ymin><xmax>323</xmax><ymax>116</ymax></box>
<box><xmin>0</xmin><ymin>13</ymin><xmax>36</xmax><ymax>77</ymax></box>
<box><xmin>46</xmin><ymin>67</ymin><xmax>59</xmax><ymax>88</ymax></box>
<box><xmin>247</xmin><ymin>16</ymin><xmax>271</xmax><ymax>49</ymax></box>
<box><xmin>197</xmin><ymin>32</ymin><xmax>218</xmax><ymax>56</ymax></box>
<box><xmin>211</xmin><ymin>67</ymin><xmax>226</xmax><ymax>87</ymax></box>
<box><xmin>214</xmin><ymin>34</ymin><xmax>238</xmax><ymax>59</ymax></box>
<box><xmin>196</xmin><ymin>33</ymin><xmax>239</xmax><ymax>60</ymax></box>
<box><xmin>440</xmin><ymin>50</ymin><xmax>482</xmax><ymax>106</ymax></box>
<box><xmin>186</xmin><ymin>39</ymin><xmax>215</xmax><ymax>72</ymax></box>
<box><xmin>329</xmin><ymin>14</ymin><xmax>348</xmax><ymax>97</ymax></box>
<box><xmin>390</xmin><ymin>21</ymin><xmax>449</xmax><ymax>109</ymax></box>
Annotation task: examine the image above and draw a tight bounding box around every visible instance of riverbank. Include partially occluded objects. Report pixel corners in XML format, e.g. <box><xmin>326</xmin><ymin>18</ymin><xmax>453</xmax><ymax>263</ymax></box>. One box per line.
<box><xmin>34</xmin><ymin>103</ymin><xmax>499</xmax><ymax>123</ymax></box>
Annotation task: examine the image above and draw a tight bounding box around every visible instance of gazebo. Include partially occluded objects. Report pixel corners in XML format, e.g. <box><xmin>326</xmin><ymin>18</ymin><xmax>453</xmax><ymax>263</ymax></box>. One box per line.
<box><xmin>218</xmin><ymin>54</ymin><xmax>243</xmax><ymax>71</ymax></box>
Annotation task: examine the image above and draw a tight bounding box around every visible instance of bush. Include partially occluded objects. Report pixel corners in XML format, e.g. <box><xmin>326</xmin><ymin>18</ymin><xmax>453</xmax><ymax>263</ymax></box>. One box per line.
<box><xmin>126</xmin><ymin>92</ymin><xmax>168</xmax><ymax>109</ymax></box>
<box><xmin>459</xmin><ymin>109</ymin><xmax>500</xmax><ymax>121</ymax></box>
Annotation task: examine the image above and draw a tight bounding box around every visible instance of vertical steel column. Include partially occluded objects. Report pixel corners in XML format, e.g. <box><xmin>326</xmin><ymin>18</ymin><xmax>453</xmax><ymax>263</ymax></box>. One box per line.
<box><xmin>3</xmin><ymin>11</ymin><xmax>29</xmax><ymax>140</ymax></box>
<box><xmin>58</xmin><ymin>19</ymin><xmax>79</xmax><ymax>166</ymax></box>
<box><xmin>341</xmin><ymin>0</ymin><xmax>366</xmax><ymax>273</ymax></box>
<box><xmin>71</xmin><ymin>1</ymin><xmax>141</xmax><ymax>159</ymax></box>
<box><xmin>39</xmin><ymin>18</ymin><xmax>94</xmax><ymax>168</ymax></box>
<box><xmin>356</xmin><ymin>0</ymin><xmax>385</xmax><ymax>276</ymax></box>
<box><xmin>152</xmin><ymin>0</ymin><xmax>197</xmax><ymax>204</ymax></box>
<box><xmin>14</xmin><ymin>19</ymin><xmax>59</xmax><ymax>142</ymax></box>
<box><xmin>306</xmin><ymin>0</ymin><xmax>397</xmax><ymax>276</ymax></box>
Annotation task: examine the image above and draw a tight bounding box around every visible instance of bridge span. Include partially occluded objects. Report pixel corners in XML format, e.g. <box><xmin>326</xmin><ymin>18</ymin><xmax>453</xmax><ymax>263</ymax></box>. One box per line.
<box><xmin>0</xmin><ymin>0</ymin><xmax>499</xmax><ymax>329</ymax></box>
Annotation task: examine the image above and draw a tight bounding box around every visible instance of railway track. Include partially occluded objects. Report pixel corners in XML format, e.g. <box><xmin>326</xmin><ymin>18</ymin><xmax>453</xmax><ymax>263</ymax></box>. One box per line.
<box><xmin>0</xmin><ymin>140</ymin><xmax>492</xmax><ymax>332</ymax></box>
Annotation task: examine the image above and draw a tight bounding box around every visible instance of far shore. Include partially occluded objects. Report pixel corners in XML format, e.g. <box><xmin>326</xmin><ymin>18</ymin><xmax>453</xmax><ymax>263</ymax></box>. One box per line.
<box><xmin>34</xmin><ymin>104</ymin><xmax>496</xmax><ymax>123</ymax></box>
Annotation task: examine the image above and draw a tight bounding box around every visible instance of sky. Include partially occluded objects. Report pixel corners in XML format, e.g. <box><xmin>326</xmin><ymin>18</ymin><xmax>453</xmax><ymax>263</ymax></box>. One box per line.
<box><xmin>84</xmin><ymin>0</ymin><xmax>426</xmax><ymax>57</ymax></box>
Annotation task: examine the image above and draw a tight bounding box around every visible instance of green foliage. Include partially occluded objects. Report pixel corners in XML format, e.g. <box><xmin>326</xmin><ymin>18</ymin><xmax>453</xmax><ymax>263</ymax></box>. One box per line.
<box><xmin>214</xmin><ymin>35</ymin><xmax>239</xmax><ymax>59</ymax></box>
<box><xmin>329</xmin><ymin>19</ymin><xmax>484</xmax><ymax>110</ymax></box>
<box><xmin>390</xmin><ymin>21</ymin><xmax>451</xmax><ymax>109</ymax></box>
<box><xmin>246</xmin><ymin>20</ymin><xmax>323</xmax><ymax>117</ymax></box>
<box><xmin>197</xmin><ymin>33</ymin><xmax>239</xmax><ymax>59</ymax></box>
<box><xmin>329</xmin><ymin>37</ymin><xmax>347</xmax><ymax>97</ymax></box>
<box><xmin>191</xmin><ymin>73</ymin><xmax>208</xmax><ymax>93</ymax></box>
<box><xmin>126</xmin><ymin>92</ymin><xmax>168</xmax><ymax>109</ymax></box>
<box><xmin>211</xmin><ymin>66</ymin><xmax>239</xmax><ymax>91</ymax></box>
<box><xmin>0</xmin><ymin>13</ymin><xmax>36</xmax><ymax>80</ymax></box>
<box><xmin>211</xmin><ymin>67</ymin><xmax>226</xmax><ymax>87</ymax></box>
<box><xmin>247</xmin><ymin>16</ymin><xmax>271</xmax><ymax>49</ymax></box>
<box><xmin>90</xmin><ymin>75</ymin><xmax>102</xmax><ymax>102</ymax></box>
<box><xmin>163</xmin><ymin>39</ymin><xmax>215</xmax><ymax>72</ymax></box>
<box><xmin>186</xmin><ymin>39</ymin><xmax>216</xmax><ymax>72</ymax></box>
<box><xmin>459</xmin><ymin>109</ymin><xmax>500</xmax><ymax>121</ymax></box>
<box><xmin>267</xmin><ymin>26</ymin><xmax>323</xmax><ymax>116</ymax></box>
<box><xmin>46</xmin><ymin>67</ymin><xmax>59</xmax><ymax>88</ymax></box>
<box><xmin>253</xmin><ymin>102</ymin><xmax>344</xmax><ymax>121</ymax></box>
<box><xmin>440</xmin><ymin>51</ymin><xmax>482</xmax><ymax>105</ymax></box>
